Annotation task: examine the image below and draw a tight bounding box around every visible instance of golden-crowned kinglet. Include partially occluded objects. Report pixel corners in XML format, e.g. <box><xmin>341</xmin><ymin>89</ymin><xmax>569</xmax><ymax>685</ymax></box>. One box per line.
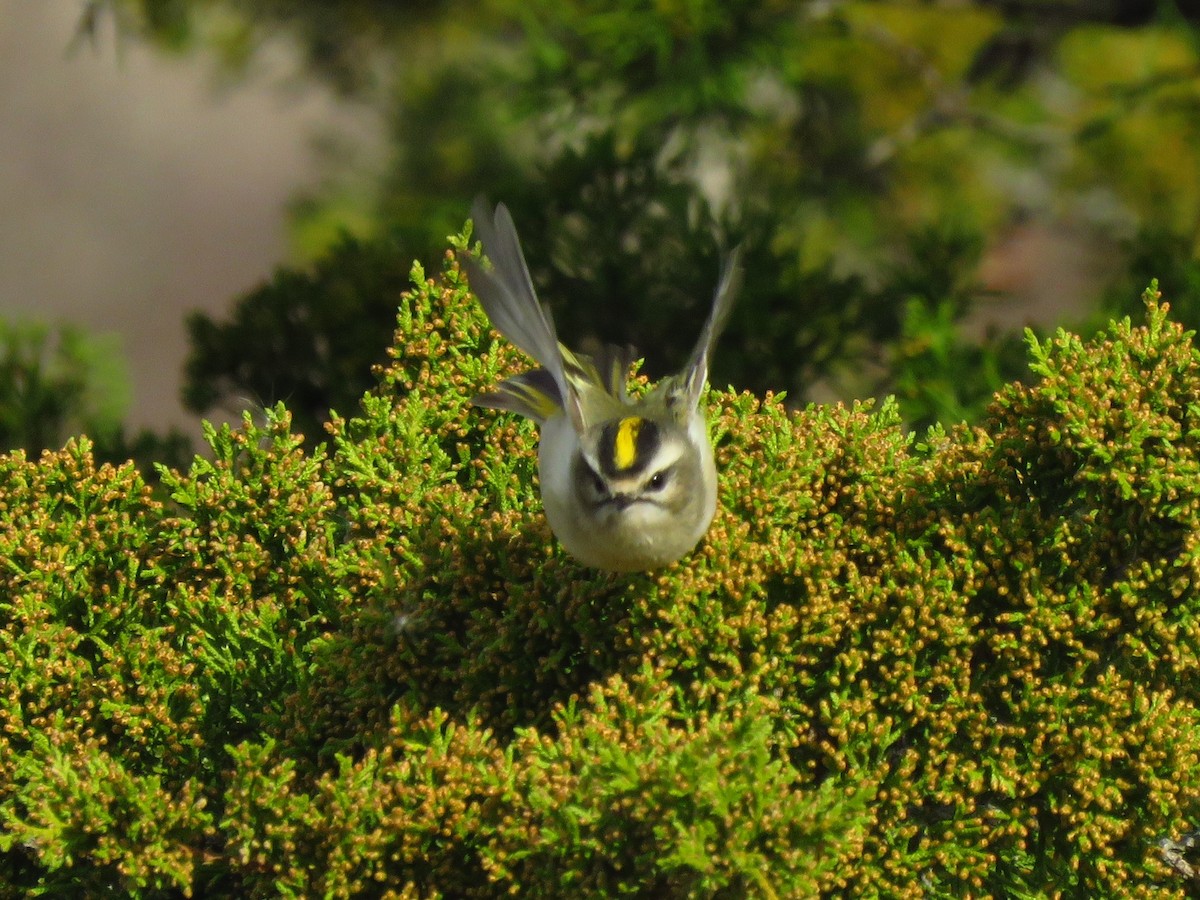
<box><xmin>463</xmin><ymin>199</ymin><xmax>742</xmax><ymax>572</ymax></box>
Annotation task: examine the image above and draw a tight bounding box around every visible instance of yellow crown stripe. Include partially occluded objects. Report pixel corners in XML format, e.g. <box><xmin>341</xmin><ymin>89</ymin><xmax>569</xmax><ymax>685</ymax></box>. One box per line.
<box><xmin>614</xmin><ymin>417</ymin><xmax>642</xmax><ymax>470</ymax></box>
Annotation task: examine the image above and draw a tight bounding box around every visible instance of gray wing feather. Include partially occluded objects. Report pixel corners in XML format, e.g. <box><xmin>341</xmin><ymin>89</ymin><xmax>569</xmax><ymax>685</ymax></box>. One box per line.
<box><xmin>473</xmin><ymin>368</ymin><xmax>562</xmax><ymax>423</ymax></box>
<box><xmin>464</xmin><ymin>200</ymin><xmax>572</xmax><ymax>408</ymax></box>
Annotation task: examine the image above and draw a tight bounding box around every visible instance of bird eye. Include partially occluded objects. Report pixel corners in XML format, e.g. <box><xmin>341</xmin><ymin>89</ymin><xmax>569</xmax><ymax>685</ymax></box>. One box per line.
<box><xmin>647</xmin><ymin>469</ymin><xmax>670</xmax><ymax>491</ymax></box>
<box><xmin>586</xmin><ymin>468</ymin><xmax>607</xmax><ymax>496</ymax></box>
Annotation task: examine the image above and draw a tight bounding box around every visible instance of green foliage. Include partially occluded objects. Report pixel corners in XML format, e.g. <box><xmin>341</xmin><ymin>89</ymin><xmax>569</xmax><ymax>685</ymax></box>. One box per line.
<box><xmin>2</xmin><ymin>238</ymin><xmax>1200</xmax><ymax>895</ymax></box>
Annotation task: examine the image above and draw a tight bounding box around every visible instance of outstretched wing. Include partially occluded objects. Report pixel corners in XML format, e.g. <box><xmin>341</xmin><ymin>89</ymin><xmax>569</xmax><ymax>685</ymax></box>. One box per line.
<box><xmin>473</xmin><ymin>368</ymin><xmax>563</xmax><ymax>424</ymax></box>
<box><xmin>668</xmin><ymin>246</ymin><xmax>744</xmax><ymax>416</ymax></box>
<box><xmin>463</xmin><ymin>199</ymin><xmax>586</xmax><ymax>431</ymax></box>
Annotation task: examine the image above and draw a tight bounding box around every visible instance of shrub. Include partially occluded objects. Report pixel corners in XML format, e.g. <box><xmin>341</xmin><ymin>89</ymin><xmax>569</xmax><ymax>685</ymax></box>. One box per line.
<box><xmin>1</xmin><ymin>230</ymin><xmax>1198</xmax><ymax>896</ymax></box>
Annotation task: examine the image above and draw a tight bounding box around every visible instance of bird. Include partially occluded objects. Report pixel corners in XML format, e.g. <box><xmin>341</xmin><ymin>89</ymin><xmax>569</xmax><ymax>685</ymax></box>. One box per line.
<box><xmin>462</xmin><ymin>199</ymin><xmax>742</xmax><ymax>572</ymax></box>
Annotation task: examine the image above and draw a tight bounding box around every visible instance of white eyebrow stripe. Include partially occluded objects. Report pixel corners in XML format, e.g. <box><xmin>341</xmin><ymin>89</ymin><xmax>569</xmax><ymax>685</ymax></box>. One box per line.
<box><xmin>608</xmin><ymin>441</ymin><xmax>685</xmax><ymax>489</ymax></box>
<box><xmin>650</xmin><ymin>442</ymin><xmax>686</xmax><ymax>471</ymax></box>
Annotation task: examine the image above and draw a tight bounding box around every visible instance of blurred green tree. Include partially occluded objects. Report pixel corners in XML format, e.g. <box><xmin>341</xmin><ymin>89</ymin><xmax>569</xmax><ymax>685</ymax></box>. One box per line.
<box><xmin>81</xmin><ymin>0</ymin><xmax>1200</xmax><ymax>436</ymax></box>
<box><xmin>0</xmin><ymin>320</ymin><xmax>127</xmax><ymax>454</ymax></box>
<box><xmin>0</xmin><ymin>318</ymin><xmax>191</xmax><ymax>471</ymax></box>
<box><xmin>182</xmin><ymin>232</ymin><xmax>415</xmax><ymax>441</ymax></box>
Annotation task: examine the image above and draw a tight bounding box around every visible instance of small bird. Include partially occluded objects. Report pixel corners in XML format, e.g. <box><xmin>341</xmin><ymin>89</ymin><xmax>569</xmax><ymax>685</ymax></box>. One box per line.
<box><xmin>462</xmin><ymin>199</ymin><xmax>742</xmax><ymax>572</ymax></box>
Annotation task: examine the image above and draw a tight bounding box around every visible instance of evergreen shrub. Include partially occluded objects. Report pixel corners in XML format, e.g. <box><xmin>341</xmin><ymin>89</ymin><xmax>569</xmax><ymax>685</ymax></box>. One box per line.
<box><xmin>1</xmin><ymin>229</ymin><xmax>1198</xmax><ymax>896</ymax></box>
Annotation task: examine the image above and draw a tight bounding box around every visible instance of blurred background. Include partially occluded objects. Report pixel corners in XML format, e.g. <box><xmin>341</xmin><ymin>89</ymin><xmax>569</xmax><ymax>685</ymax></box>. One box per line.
<box><xmin>4</xmin><ymin>0</ymin><xmax>1200</xmax><ymax>470</ymax></box>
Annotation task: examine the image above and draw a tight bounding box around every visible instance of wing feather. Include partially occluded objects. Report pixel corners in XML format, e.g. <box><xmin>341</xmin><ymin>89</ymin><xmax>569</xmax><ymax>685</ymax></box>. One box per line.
<box><xmin>464</xmin><ymin>199</ymin><xmax>586</xmax><ymax>430</ymax></box>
